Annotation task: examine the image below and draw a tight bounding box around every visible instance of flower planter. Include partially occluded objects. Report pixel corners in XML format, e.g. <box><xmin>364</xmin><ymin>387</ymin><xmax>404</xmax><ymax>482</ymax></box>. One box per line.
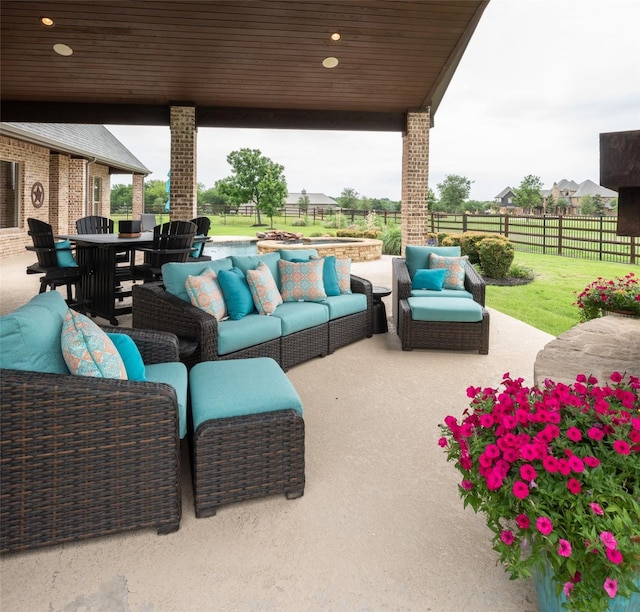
<box><xmin>533</xmin><ymin>561</ymin><xmax>640</xmax><ymax>612</ymax></box>
<box><xmin>602</xmin><ymin>309</ymin><xmax>639</xmax><ymax>319</ymax></box>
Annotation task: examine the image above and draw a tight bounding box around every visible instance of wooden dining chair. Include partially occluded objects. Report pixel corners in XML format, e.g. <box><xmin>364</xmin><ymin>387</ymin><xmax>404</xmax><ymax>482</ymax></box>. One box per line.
<box><xmin>25</xmin><ymin>217</ymin><xmax>85</xmax><ymax>311</ymax></box>
<box><xmin>189</xmin><ymin>216</ymin><xmax>212</xmax><ymax>261</ymax></box>
<box><xmin>131</xmin><ymin>220</ymin><xmax>197</xmax><ymax>282</ymax></box>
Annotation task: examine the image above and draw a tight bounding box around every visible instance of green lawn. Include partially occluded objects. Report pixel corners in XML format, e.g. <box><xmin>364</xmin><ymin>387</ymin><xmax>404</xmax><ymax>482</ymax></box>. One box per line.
<box><xmin>485</xmin><ymin>253</ymin><xmax>638</xmax><ymax>336</ymax></box>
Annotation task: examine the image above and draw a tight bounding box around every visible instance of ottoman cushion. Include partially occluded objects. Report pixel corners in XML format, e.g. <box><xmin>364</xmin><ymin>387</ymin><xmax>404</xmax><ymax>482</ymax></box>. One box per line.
<box><xmin>190</xmin><ymin>357</ymin><xmax>303</xmax><ymax>426</ymax></box>
<box><xmin>408</xmin><ymin>296</ymin><xmax>483</xmax><ymax>323</ymax></box>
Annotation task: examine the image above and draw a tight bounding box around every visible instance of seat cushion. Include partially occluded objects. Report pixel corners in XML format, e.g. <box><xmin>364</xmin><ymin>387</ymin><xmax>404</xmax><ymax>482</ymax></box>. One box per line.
<box><xmin>217</xmin><ymin>314</ymin><xmax>282</xmax><ymax>355</ymax></box>
<box><xmin>271</xmin><ymin>301</ymin><xmax>329</xmax><ymax>335</ymax></box>
<box><xmin>322</xmin><ymin>293</ymin><xmax>367</xmax><ymax>320</ymax></box>
<box><xmin>145</xmin><ymin>361</ymin><xmax>188</xmax><ymax>438</ymax></box>
<box><xmin>0</xmin><ymin>291</ymin><xmax>70</xmax><ymax>374</ymax></box>
<box><xmin>405</xmin><ymin>245</ymin><xmax>461</xmax><ymax>278</ymax></box>
<box><xmin>408</xmin><ymin>297</ymin><xmax>483</xmax><ymax>323</ymax></box>
<box><xmin>410</xmin><ymin>288</ymin><xmax>473</xmax><ymax>300</ymax></box>
<box><xmin>162</xmin><ymin>258</ymin><xmax>233</xmax><ymax>303</ymax></box>
<box><xmin>190</xmin><ymin>358</ymin><xmax>303</xmax><ymax>427</ymax></box>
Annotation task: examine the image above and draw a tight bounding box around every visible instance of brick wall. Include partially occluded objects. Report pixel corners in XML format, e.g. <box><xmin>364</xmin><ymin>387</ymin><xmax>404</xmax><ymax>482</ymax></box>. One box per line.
<box><xmin>401</xmin><ymin>110</ymin><xmax>430</xmax><ymax>253</ymax></box>
<box><xmin>170</xmin><ymin>106</ymin><xmax>198</xmax><ymax>220</ymax></box>
<box><xmin>49</xmin><ymin>153</ymin><xmax>70</xmax><ymax>235</ymax></box>
<box><xmin>132</xmin><ymin>173</ymin><xmax>144</xmax><ymax>220</ymax></box>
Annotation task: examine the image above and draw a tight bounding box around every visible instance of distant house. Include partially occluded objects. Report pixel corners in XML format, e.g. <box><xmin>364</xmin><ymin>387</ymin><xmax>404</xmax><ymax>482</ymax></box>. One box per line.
<box><xmin>285</xmin><ymin>190</ymin><xmax>339</xmax><ymax>210</ymax></box>
<box><xmin>494</xmin><ymin>186</ymin><xmax>516</xmax><ymax>209</ymax></box>
<box><xmin>543</xmin><ymin>178</ymin><xmax>617</xmax><ymax>214</ymax></box>
<box><xmin>0</xmin><ymin>123</ymin><xmax>149</xmax><ymax>256</ymax></box>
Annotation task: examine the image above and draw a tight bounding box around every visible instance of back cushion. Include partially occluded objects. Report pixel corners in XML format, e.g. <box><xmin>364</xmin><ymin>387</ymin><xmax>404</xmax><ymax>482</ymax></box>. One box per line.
<box><xmin>278</xmin><ymin>249</ymin><xmax>319</xmax><ymax>261</ymax></box>
<box><xmin>162</xmin><ymin>258</ymin><xmax>233</xmax><ymax>303</ymax></box>
<box><xmin>405</xmin><ymin>245</ymin><xmax>461</xmax><ymax>278</ymax></box>
<box><xmin>231</xmin><ymin>252</ymin><xmax>281</xmax><ymax>289</ymax></box>
<box><xmin>0</xmin><ymin>291</ymin><xmax>70</xmax><ymax>374</ymax></box>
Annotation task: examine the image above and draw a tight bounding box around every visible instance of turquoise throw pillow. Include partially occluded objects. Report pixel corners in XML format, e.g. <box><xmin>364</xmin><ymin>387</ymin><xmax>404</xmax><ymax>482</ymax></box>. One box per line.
<box><xmin>55</xmin><ymin>239</ymin><xmax>78</xmax><ymax>268</ymax></box>
<box><xmin>191</xmin><ymin>234</ymin><xmax>205</xmax><ymax>258</ymax></box>
<box><xmin>107</xmin><ymin>333</ymin><xmax>147</xmax><ymax>381</ymax></box>
<box><xmin>311</xmin><ymin>255</ymin><xmax>340</xmax><ymax>296</ymax></box>
<box><xmin>412</xmin><ymin>268</ymin><xmax>447</xmax><ymax>291</ymax></box>
<box><xmin>217</xmin><ymin>267</ymin><xmax>255</xmax><ymax>319</ymax></box>
<box><xmin>405</xmin><ymin>245</ymin><xmax>460</xmax><ymax>278</ymax></box>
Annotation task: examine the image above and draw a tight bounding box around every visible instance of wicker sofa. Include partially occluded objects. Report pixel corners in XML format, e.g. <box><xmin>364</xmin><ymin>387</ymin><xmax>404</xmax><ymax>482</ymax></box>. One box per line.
<box><xmin>392</xmin><ymin>246</ymin><xmax>489</xmax><ymax>354</ymax></box>
<box><xmin>132</xmin><ymin>252</ymin><xmax>373</xmax><ymax>370</ymax></box>
<box><xmin>0</xmin><ymin>291</ymin><xmax>184</xmax><ymax>553</ymax></box>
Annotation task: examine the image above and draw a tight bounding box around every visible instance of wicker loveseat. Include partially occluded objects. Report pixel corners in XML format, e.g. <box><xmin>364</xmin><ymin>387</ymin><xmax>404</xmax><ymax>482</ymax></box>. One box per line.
<box><xmin>132</xmin><ymin>251</ymin><xmax>373</xmax><ymax>370</ymax></box>
<box><xmin>392</xmin><ymin>246</ymin><xmax>489</xmax><ymax>354</ymax></box>
<box><xmin>0</xmin><ymin>291</ymin><xmax>184</xmax><ymax>553</ymax></box>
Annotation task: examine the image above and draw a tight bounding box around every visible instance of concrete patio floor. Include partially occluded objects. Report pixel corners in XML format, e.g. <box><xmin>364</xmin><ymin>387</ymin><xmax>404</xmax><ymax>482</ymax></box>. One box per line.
<box><xmin>0</xmin><ymin>253</ymin><xmax>555</xmax><ymax>612</ymax></box>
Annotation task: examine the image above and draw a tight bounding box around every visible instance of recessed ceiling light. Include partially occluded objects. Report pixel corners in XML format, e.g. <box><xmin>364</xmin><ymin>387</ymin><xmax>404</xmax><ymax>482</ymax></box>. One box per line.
<box><xmin>53</xmin><ymin>43</ymin><xmax>73</xmax><ymax>56</ymax></box>
<box><xmin>330</xmin><ymin>32</ymin><xmax>341</xmax><ymax>41</ymax></box>
<box><xmin>41</xmin><ymin>17</ymin><xmax>55</xmax><ymax>27</ymax></box>
<box><xmin>322</xmin><ymin>56</ymin><xmax>339</xmax><ymax>69</ymax></box>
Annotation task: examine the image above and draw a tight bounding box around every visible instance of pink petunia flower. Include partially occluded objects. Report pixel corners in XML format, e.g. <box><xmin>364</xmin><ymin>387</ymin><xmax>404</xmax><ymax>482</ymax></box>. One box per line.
<box><xmin>515</xmin><ymin>513</ymin><xmax>530</xmax><ymax>530</ymax></box>
<box><xmin>600</xmin><ymin>532</ymin><xmax>618</xmax><ymax>550</ymax></box>
<box><xmin>613</xmin><ymin>439</ymin><xmax>630</xmax><ymax>455</ymax></box>
<box><xmin>568</xmin><ymin>455</ymin><xmax>584</xmax><ymax>473</ymax></box>
<box><xmin>587</xmin><ymin>427</ymin><xmax>604</xmax><ymax>440</ymax></box>
<box><xmin>567</xmin><ymin>478</ymin><xmax>582</xmax><ymax>494</ymax></box>
<box><xmin>438</xmin><ymin>437</ymin><xmax>448</xmax><ymax>448</ymax></box>
<box><xmin>500</xmin><ymin>530</ymin><xmax>515</xmax><ymax>545</ymax></box>
<box><xmin>558</xmin><ymin>539</ymin><xmax>572</xmax><ymax>557</ymax></box>
<box><xmin>512</xmin><ymin>481</ymin><xmax>529</xmax><ymax>500</ymax></box>
<box><xmin>584</xmin><ymin>456</ymin><xmax>600</xmax><ymax>468</ymax></box>
<box><xmin>589</xmin><ymin>502</ymin><xmax>604</xmax><ymax>516</ymax></box>
<box><xmin>536</xmin><ymin>516</ymin><xmax>553</xmax><ymax>536</ymax></box>
<box><xmin>460</xmin><ymin>479</ymin><xmax>473</xmax><ymax>491</ymax></box>
<box><xmin>604</xmin><ymin>578</ymin><xmax>618</xmax><ymax>598</ymax></box>
<box><xmin>520</xmin><ymin>464</ymin><xmax>537</xmax><ymax>481</ymax></box>
<box><xmin>563</xmin><ymin>582</ymin><xmax>574</xmax><ymax>598</ymax></box>
<box><xmin>606</xmin><ymin>548</ymin><xmax>623</xmax><ymax>564</ymax></box>
<box><xmin>543</xmin><ymin>455</ymin><xmax>559</xmax><ymax>473</ymax></box>
<box><xmin>566</xmin><ymin>427</ymin><xmax>582</xmax><ymax>442</ymax></box>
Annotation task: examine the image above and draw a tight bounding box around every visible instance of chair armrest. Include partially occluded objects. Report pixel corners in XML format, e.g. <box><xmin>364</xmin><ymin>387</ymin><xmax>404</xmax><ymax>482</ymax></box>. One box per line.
<box><xmin>350</xmin><ymin>274</ymin><xmax>373</xmax><ymax>303</ymax></box>
<box><xmin>464</xmin><ymin>264</ymin><xmax>486</xmax><ymax>306</ymax></box>
<box><xmin>132</xmin><ymin>283</ymin><xmax>220</xmax><ymax>361</ymax></box>
<box><xmin>392</xmin><ymin>257</ymin><xmax>412</xmax><ymax>326</ymax></box>
<box><xmin>100</xmin><ymin>325</ymin><xmax>180</xmax><ymax>364</ymax></box>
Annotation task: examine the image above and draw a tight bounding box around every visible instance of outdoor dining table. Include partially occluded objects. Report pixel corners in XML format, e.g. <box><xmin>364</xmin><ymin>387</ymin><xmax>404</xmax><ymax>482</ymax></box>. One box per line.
<box><xmin>57</xmin><ymin>232</ymin><xmax>154</xmax><ymax>325</ymax></box>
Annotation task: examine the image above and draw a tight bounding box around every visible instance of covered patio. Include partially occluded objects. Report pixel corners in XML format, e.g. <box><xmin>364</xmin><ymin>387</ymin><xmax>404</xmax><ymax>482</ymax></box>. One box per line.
<box><xmin>0</xmin><ymin>252</ymin><xmax>552</xmax><ymax>610</ymax></box>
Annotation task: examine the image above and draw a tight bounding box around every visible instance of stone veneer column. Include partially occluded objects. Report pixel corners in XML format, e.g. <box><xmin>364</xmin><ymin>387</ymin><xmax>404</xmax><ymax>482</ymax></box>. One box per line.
<box><xmin>131</xmin><ymin>173</ymin><xmax>144</xmax><ymax>220</ymax></box>
<box><xmin>169</xmin><ymin>105</ymin><xmax>198</xmax><ymax>220</ymax></box>
<box><xmin>401</xmin><ymin>110</ymin><xmax>430</xmax><ymax>253</ymax></box>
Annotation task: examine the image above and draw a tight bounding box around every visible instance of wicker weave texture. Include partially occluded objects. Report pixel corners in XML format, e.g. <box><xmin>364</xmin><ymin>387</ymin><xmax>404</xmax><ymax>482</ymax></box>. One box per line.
<box><xmin>192</xmin><ymin>410</ymin><xmax>305</xmax><ymax>518</ymax></box>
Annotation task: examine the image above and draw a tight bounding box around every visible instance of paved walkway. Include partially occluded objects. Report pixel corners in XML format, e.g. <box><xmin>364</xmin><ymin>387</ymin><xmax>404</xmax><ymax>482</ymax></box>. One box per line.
<box><xmin>0</xmin><ymin>253</ymin><xmax>554</xmax><ymax>611</ymax></box>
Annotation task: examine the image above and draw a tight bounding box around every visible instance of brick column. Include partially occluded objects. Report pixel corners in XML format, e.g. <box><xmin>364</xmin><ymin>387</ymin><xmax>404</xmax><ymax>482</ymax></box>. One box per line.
<box><xmin>69</xmin><ymin>158</ymin><xmax>87</xmax><ymax>232</ymax></box>
<box><xmin>49</xmin><ymin>153</ymin><xmax>70</xmax><ymax>234</ymax></box>
<box><xmin>169</xmin><ymin>105</ymin><xmax>198</xmax><ymax>220</ymax></box>
<box><xmin>131</xmin><ymin>173</ymin><xmax>144</xmax><ymax>220</ymax></box>
<box><xmin>401</xmin><ymin>110</ymin><xmax>430</xmax><ymax>253</ymax></box>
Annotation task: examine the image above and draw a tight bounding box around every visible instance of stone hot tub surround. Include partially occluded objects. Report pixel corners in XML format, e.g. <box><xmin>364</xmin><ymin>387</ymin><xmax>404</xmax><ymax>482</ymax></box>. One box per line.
<box><xmin>257</xmin><ymin>237</ymin><xmax>382</xmax><ymax>262</ymax></box>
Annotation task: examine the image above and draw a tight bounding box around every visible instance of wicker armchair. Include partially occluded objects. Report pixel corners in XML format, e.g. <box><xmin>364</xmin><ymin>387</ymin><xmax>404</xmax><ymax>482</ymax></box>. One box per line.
<box><xmin>0</xmin><ymin>327</ymin><xmax>183</xmax><ymax>553</ymax></box>
<box><xmin>392</xmin><ymin>256</ymin><xmax>489</xmax><ymax>354</ymax></box>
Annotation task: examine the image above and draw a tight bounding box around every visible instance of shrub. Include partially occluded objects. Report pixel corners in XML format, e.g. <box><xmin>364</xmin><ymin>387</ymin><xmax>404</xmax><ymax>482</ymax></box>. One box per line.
<box><xmin>460</xmin><ymin>232</ymin><xmax>493</xmax><ymax>264</ymax></box>
<box><xmin>508</xmin><ymin>262</ymin><xmax>535</xmax><ymax>280</ymax></box>
<box><xmin>437</xmin><ymin>232</ymin><xmax>449</xmax><ymax>244</ymax></box>
<box><xmin>441</xmin><ymin>234</ymin><xmax>463</xmax><ymax>247</ymax></box>
<box><xmin>478</xmin><ymin>237</ymin><xmax>515</xmax><ymax>279</ymax></box>
<box><xmin>291</xmin><ymin>218</ymin><xmax>306</xmax><ymax>227</ymax></box>
<box><xmin>381</xmin><ymin>224</ymin><xmax>402</xmax><ymax>255</ymax></box>
<box><xmin>336</xmin><ymin>229</ymin><xmax>381</xmax><ymax>239</ymax></box>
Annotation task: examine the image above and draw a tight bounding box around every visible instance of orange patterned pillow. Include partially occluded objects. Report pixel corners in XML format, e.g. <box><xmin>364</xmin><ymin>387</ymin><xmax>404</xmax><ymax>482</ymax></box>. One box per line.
<box><xmin>185</xmin><ymin>269</ymin><xmax>227</xmax><ymax>321</ymax></box>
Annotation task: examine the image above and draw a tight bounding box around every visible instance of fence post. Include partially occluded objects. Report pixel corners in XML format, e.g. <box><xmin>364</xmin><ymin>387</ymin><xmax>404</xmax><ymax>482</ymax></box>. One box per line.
<box><xmin>504</xmin><ymin>213</ymin><xmax>509</xmax><ymax>237</ymax></box>
<box><xmin>543</xmin><ymin>216</ymin><xmax>547</xmax><ymax>254</ymax></box>
<box><xmin>631</xmin><ymin>236</ymin><xmax>636</xmax><ymax>265</ymax></box>
<box><xmin>462</xmin><ymin>213</ymin><xmax>468</xmax><ymax>233</ymax></box>
<box><xmin>558</xmin><ymin>214</ymin><xmax>563</xmax><ymax>256</ymax></box>
<box><xmin>599</xmin><ymin>216</ymin><xmax>604</xmax><ymax>260</ymax></box>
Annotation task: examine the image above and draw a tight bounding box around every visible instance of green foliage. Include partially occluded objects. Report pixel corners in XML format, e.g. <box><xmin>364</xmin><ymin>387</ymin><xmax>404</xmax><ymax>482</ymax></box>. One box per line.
<box><xmin>478</xmin><ymin>237</ymin><xmax>515</xmax><ymax>279</ymax></box>
<box><xmin>337</xmin><ymin>187</ymin><xmax>360</xmax><ymax>209</ymax></box>
<box><xmin>324</xmin><ymin>212</ymin><xmax>348</xmax><ymax>229</ymax></box>
<box><xmin>580</xmin><ymin>194</ymin><xmax>606</xmax><ymax>216</ymax></box>
<box><xmin>381</xmin><ymin>224</ymin><xmax>402</xmax><ymax>255</ymax></box>
<box><xmin>336</xmin><ymin>229</ymin><xmax>381</xmax><ymax>239</ymax></box>
<box><xmin>436</xmin><ymin>174</ymin><xmax>473</xmax><ymax>213</ymax></box>
<box><xmin>215</xmin><ymin>148</ymin><xmax>287</xmax><ymax>226</ymax></box>
<box><xmin>513</xmin><ymin>175</ymin><xmax>543</xmax><ymax>210</ymax></box>
<box><xmin>459</xmin><ymin>232</ymin><xmax>493</xmax><ymax>264</ymax></box>
<box><xmin>440</xmin><ymin>373</ymin><xmax>640</xmax><ymax>612</ymax></box>
<box><xmin>507</xmin><ymin>262</ymin><xmax>534</xmax><ymax>280</ymax></box>
<box><xmin>110</xmin><ymin>183</ymin><xmax>133</xmax><ymax>214</ymax></box>
<box><xmin>440</xmin><ymin>234</ymin><xmax>463</xmax><ymax>247</ymax></box>
<box><xmin>290</xmin><ymin>218</ymin><xmax>307</xmax><ymax>227</ymax></box>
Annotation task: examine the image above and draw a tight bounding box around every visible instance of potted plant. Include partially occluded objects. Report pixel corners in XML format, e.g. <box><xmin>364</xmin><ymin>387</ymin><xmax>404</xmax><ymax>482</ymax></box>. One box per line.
<box><xmin>574</xmin><ymin>273</ymin><xmax>640</xmax><ymax>321</ymax></box>
<box><xmin>439</xmin><ymin>372</ymin><xmax>640</xmax><ymax>612</ymax></box>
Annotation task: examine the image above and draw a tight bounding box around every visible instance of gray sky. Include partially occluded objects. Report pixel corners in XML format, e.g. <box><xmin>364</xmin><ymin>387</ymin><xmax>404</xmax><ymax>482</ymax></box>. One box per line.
<box><xmin>107</xmin><ymin>0</ymin><xmax>640</xmax><ymax>203</ymax></box>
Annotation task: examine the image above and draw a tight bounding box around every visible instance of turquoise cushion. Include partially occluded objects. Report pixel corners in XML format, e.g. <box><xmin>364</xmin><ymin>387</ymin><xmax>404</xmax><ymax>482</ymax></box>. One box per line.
<box><xmin>231</xmin><ymin>252</ymin><xmax>281</xmax><ymax>289</ymax></box>
<box><xmin>145</xmin><ymin>361</ymin><xmax>188</xmax><ymax>439</ymax></box>
<box><xmin>411</xmin><ymin>288</ymin><xmax>473</xmax><ymax>299</ymax></box>
<box><xmin>217</xmin><ymin>314</ymin><xmax>282</xmax><ymax>355</ymax></box>
<box><xmin>278</xmin><ymin>249</ymin><xmax>319</xmax><ymax>261</ymax></box>
<box><xmin>0</xmin><ymin>291</ymin><xmax>70</xmax><ymax>374</ymax></box>
<box><xmin>271</xmin><ymin>301</ymin><xmax>329</xmax><ymax>335</ymax></box>
<box><xmin>55</xmin><ymin>239</ymin><xmax>78</xmax><ymax>268</ymax></box>
<box><xmin>162</xmin><ymin>258</ymin><xmax>233</xmax><ymax>303</ymax></box>
<box><xmin>316</xmin><ymin>255</ymin><xmax>340</xmax><ymax>296</ymax></box>
<box><xmin>322</xmin><ymin>293</ymin><xmax>367</xmax><ymax>320</ymax></box>
<box><xmin>190</xmin><ymin>234</ymin><xmax>205</xmax><ymax>258</ymax></box>
<box><xmin>190</xmin><ymin>358</ymin><xmax>303</xmax><ymax>427</ymax></box>
<box><xmin>408</xmin><ymin>297</ymin><xmax>483</xmax><ymax>322</ymax></box>
<box><xmin>107</xmin><ymin>333</ymin><xmax>146</xmax><ymax>381</ymax></box>
<box><xmin>412</xmin><ymin>268</ymin><xmax>446</xmax><ymax>290</ymax></box>
<box><xmin>405</xmin><ymin>245</ymin><xmax>460</xmax><ymax>278</ymax></box>
<box><xmin>217</xmin><ymin>267</ymin><xmax>255</xmax><ymax>320</ymax></box>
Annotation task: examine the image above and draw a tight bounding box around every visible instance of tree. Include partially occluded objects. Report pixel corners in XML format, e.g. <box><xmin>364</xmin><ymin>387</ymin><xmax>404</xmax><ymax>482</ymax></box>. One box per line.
<box><xmin>144</xmin><ymin>179</ymin><xmax>169</xmax><ymax>213</ymax></box>
<box><xmin>436</xmin><ymin>175</ymin><xmax>472</xmax><ymax>213</ymax></box>
<box><xmin>110</xmin><ymin>183</ymin><xmax>133</xmax><ymax>214</ymax></box>
<box><xmin>297</xmin><ymin>190</ymin><xmax>310</xmax><ymax>214</ymax></box>
<box><xmin>580</xmin><ymin>194</ymin><xmax>605</xmax><ymax>215</ymax></box>
<box><xmin>215</xmin><ymin>148</ymin><xmax>287</xmax><ymax>226</ymax></box>
<box><xmin>513</xmin><ymin>175</ymin><xmax>543</xmax><ymax>211</ymax></box>
<box><xmin>337</xmin><ymin>187</ymin><xmax>359</xmax><ymax>209</ymax></box>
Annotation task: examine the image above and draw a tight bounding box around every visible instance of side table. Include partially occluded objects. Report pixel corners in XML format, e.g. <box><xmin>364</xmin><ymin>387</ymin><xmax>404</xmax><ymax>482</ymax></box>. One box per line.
<box><xmin>372</xmin><ymin>285</ymin><xmax>391</xmax><ymax>334</ymax></box>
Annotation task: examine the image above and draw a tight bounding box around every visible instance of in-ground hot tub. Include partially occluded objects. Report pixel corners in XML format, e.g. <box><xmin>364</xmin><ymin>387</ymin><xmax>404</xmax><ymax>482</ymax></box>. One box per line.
<box><xmin>203</xmin><ymin>235</ymin><xmax>259</xmax><ymax>259</ymax></box>
<box><xmin>257</xmin><ymin>237</ymin><xmax>382</xmax><ymax>262</ymax></box>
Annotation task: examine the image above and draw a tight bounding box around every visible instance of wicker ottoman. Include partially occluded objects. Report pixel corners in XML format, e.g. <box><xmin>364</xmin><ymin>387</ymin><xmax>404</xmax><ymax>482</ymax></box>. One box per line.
<box><xmin>189</xmin><ymin>357</ymin><xmax>305</xmax><ymax>518</ymax></box>
<box><xmin>400</xmin><ymin>297</ymin><xmax>490</xmax><ymax>354</ymax></box>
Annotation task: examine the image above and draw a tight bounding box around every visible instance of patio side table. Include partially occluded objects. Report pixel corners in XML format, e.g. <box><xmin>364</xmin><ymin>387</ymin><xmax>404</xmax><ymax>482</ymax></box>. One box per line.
<box><xmin>372</xmin><ymin>285</ymin><xmax>391</xmax><ymax>334</ymax></box>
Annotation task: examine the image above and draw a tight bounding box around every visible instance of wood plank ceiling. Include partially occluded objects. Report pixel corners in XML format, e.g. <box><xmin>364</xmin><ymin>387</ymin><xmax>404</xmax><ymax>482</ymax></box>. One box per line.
<box><xmin>1</xmin><ymin>1</ymin><xmax>488</xmax><ymax>131</ymax></box>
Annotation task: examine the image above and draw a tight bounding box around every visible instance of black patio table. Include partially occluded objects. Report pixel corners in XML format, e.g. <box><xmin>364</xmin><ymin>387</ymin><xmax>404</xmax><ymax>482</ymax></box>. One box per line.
<box><xmin>58</xmin><ymin>232</ymin><xmax>154</xmax><ymax>325</ymax></box>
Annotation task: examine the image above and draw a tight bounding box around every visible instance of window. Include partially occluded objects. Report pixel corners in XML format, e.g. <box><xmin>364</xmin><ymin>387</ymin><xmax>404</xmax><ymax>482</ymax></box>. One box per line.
<box><xmin>92</xmin><ymin>176</ymin><xmax>101</xmax><ymax>215</ymax></box>
<box><xmin>0</xmin><ymin>160</ymin><xmax>20</xmax><ymax>229</ymax></box>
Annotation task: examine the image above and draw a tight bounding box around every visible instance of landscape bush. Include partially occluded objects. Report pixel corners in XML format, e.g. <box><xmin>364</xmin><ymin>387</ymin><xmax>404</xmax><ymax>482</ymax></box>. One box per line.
<box><xmin>478</xmin><ymin>237</ymin><xmax>515</xmax><ymax>279</ymax></box>
<box><xmin>381</xmin><ymin>224</ymin><xmax>402</xmax><ymax>255</ymax></box>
